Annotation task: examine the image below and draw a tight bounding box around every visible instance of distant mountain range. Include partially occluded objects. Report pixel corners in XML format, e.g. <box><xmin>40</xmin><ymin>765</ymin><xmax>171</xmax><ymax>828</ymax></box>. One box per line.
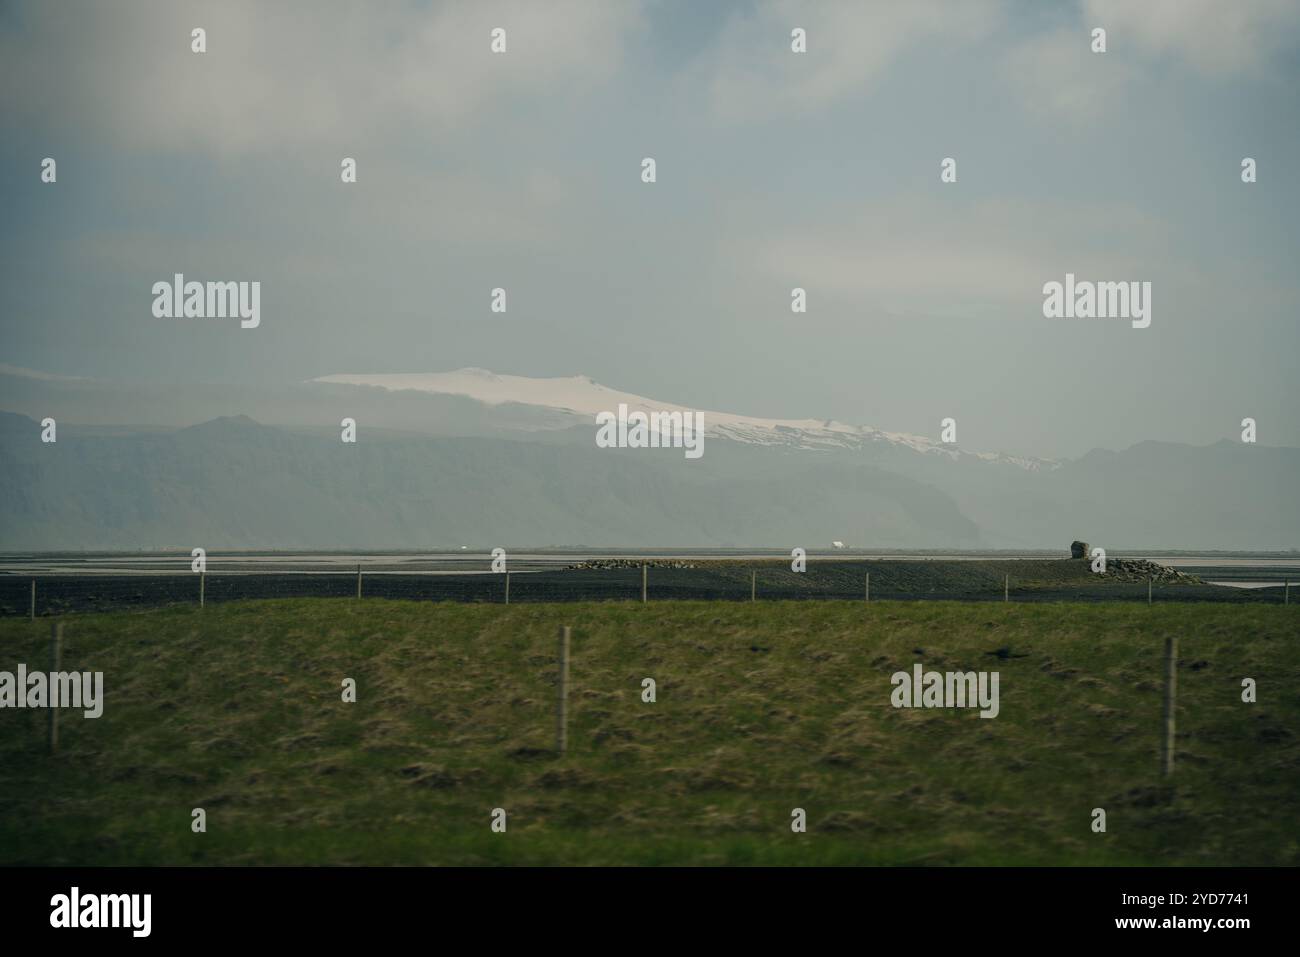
<box><xmin>0</xmin><ymin>365</ymin><xmax>1296</xmax><ymax>550</ymax></box>
<box><xmin>314</xmin><ymin>368</ymin><xmax>1057</xmax><ymax>469</ymax></box>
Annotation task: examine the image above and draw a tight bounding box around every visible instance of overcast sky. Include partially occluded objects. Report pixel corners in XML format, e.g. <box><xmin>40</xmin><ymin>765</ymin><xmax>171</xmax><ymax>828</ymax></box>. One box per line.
<box><xmin>2</xmin><ymin>0</ymin><xmax>1298</xmax><ymax>459</ymax></box>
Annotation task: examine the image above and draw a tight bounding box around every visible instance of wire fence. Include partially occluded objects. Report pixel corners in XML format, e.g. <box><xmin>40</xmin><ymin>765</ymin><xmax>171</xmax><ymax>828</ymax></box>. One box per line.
<box><xmin>0</xmin><ymin>565</ymin><xmax>1292</xmax><ymax>617</ymax></box>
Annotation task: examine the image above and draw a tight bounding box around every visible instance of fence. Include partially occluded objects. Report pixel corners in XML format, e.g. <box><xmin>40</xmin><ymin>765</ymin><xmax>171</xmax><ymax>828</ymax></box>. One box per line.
<box><xmin>1</xmin><ymin>564</ymin><xmax>1293</xmax><ymax>617</ymax></box>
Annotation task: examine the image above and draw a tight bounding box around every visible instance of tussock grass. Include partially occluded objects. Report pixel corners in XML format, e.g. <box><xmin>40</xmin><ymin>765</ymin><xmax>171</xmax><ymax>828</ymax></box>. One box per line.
<box><xmin>1</xmin><ymin>599</ymin><xmax>1296</xmax><ymax>865</ymax></box>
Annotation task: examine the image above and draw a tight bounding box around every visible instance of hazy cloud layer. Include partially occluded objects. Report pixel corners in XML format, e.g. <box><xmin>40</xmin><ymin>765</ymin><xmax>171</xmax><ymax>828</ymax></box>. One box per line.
<box><xmin>1</xmin><ymin>0</ymin><xmax>1297</xmax><ymax>459</ymax></box>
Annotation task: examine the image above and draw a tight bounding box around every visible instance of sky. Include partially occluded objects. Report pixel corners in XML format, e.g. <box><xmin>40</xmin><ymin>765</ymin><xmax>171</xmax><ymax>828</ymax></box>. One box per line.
<box><xmin>1</xmin><ymin>0</ymin><xmax>1298</xmax><ymax>459</ymax></box>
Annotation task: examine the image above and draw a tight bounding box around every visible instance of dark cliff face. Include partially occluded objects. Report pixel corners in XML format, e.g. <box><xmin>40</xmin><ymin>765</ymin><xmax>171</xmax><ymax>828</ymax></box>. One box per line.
<box><xmin>2</xmin><ymin>410</ymin><xmax>1297</xmax><ymax>550</ymax></box>
<box><xmin>0</xmin><ymin>412</ymin><xmax>979</xmax><ymax>549</ymax></box>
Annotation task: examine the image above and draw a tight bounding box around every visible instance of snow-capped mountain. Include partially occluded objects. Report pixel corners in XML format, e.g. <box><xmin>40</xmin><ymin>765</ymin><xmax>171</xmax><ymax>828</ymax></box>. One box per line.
<box><xmin>3</xmin><ymin>365</ymin><xmax>1297</xmax><ymax>549</ymax></box>
<box><xmin>312</xmin><ymin>368</ymin><xmax>1058</xmax><ymax>470</ymax></box>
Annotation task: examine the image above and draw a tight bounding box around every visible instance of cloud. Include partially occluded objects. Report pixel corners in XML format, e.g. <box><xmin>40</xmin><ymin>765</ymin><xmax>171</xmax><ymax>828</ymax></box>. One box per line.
<box><xmin>0</xmin><ymin>0</ymin><xmax>645</xmax><ymax>155</ymax></box>
<box><xmin>734</xmin><ymin>194</ymin><xmax>1203</xmax><ymax>321</ymax></box>
<box><xmin>694</xmin><ymin>0</ymin><xmax>1005</xmax><ymax>121</ymax></box>
<box><xmin>1083</xmin><ymin>0</ymin><xmax>1300</xmax><ymax>74</ymax></box>
<box><xmin>1000</xmin><ymin>27</ymin><xmax>1134</xmax><ymax>125</ymax></box>
<box><xmin>1001</xmin><ymin>2</ymin><xmax>1300</xmax><ymax>126</ymax></box>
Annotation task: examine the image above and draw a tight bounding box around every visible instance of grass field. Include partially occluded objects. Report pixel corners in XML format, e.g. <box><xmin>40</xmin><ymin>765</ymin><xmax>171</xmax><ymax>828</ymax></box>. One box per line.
<box><xmin>1</xmin><ymin>599</ymin><xmax>1296</xmax><ymax>865</ymax></box>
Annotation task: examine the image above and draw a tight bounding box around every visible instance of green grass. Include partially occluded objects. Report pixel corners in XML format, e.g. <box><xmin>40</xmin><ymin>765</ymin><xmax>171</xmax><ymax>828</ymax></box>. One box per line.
<box><xmin>1</xmin><ymin>599</ymin><xmax>1296</xmax><ymax>865</ymax></box>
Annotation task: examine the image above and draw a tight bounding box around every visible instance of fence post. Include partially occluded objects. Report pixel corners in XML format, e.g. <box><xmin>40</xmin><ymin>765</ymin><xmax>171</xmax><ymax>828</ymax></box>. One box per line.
<box><xmin>1161</xmin><ymin>636</ymin><xmax>1177</xmax><ymax>776</ymax></box>
<box><xmin>751</xmin><ymin>570</ymin><xmax>756</xmax><ymax>602</ymax></box>
<box><xmin>1004</xmin><ymin>575</ymin><xmax>1009</xmax><ymax>602</ymax></box>
<box><xmin>555</xmin><ymin>626</ymin><xmax>571</xmax><ymax>754</ymax></box>
<box><xmin>30</xmin><ymin>579</ymin><xmax>35</xmax><ymax>621</ymax></box>
<box><xmin>356</xmin><ymin>563</ymin><xmax>362</xmax><ymax>600</ymax></box>
<box><xmin>505</xmin><ymin>571</ymin><xmax>510</xmax><ymax>605</ymax></box>
<box><xmin>1148</xmin><ymin>576</ymin><xmax>1152</xmax><ymax>605</ymax></box>
<box><xmin>1286</xmin><ymin>581</ymin><xmax>1290</xmax><ymax>605</ymax></box>
<box><xmin>865</xmin><ymin>572</ymin><xmax>870</xmax><ymax>603</ymax></box>
<box><xmin>48</xmin><ymin>621</ymin><xmax>62</xmax><ymax>754</ymax></box>
<box><xmin>641</xmin><ymin>564</ymin><xmax>647</xmax><ymax>604</ymax></box>
<box><xmin>200</xmin><ymin>571</ymin><xmax>205</xmax><ymax>608</ymax></box>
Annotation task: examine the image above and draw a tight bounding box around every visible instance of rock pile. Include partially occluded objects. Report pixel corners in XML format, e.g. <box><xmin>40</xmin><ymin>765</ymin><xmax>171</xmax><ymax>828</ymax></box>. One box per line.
<box><xmin>1068</xmin><ymin>540</ymin><xmax>1198</xmax><ymax>583</ymax></box>
<box><xmin>1103</xmin><ymin>559</ymin><xmax>1200</xmax><ymax>584</ymax></box>
<box><xmin>567</xmin><ymin>559</ymin><xmax>699</xmax><ymax>570</ymax></box>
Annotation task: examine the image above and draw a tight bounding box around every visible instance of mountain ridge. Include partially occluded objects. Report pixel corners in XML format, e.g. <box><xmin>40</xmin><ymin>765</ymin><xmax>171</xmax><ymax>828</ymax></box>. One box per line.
<box><xmin>313</xmin><ymin>367</ymin><xmax>1060</xmax><ymax>470</ymax></box>
<box><xmin>2</xmin><ymin>407</ymin><xmax>1297</xmax><ymax>550</ymax></box>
